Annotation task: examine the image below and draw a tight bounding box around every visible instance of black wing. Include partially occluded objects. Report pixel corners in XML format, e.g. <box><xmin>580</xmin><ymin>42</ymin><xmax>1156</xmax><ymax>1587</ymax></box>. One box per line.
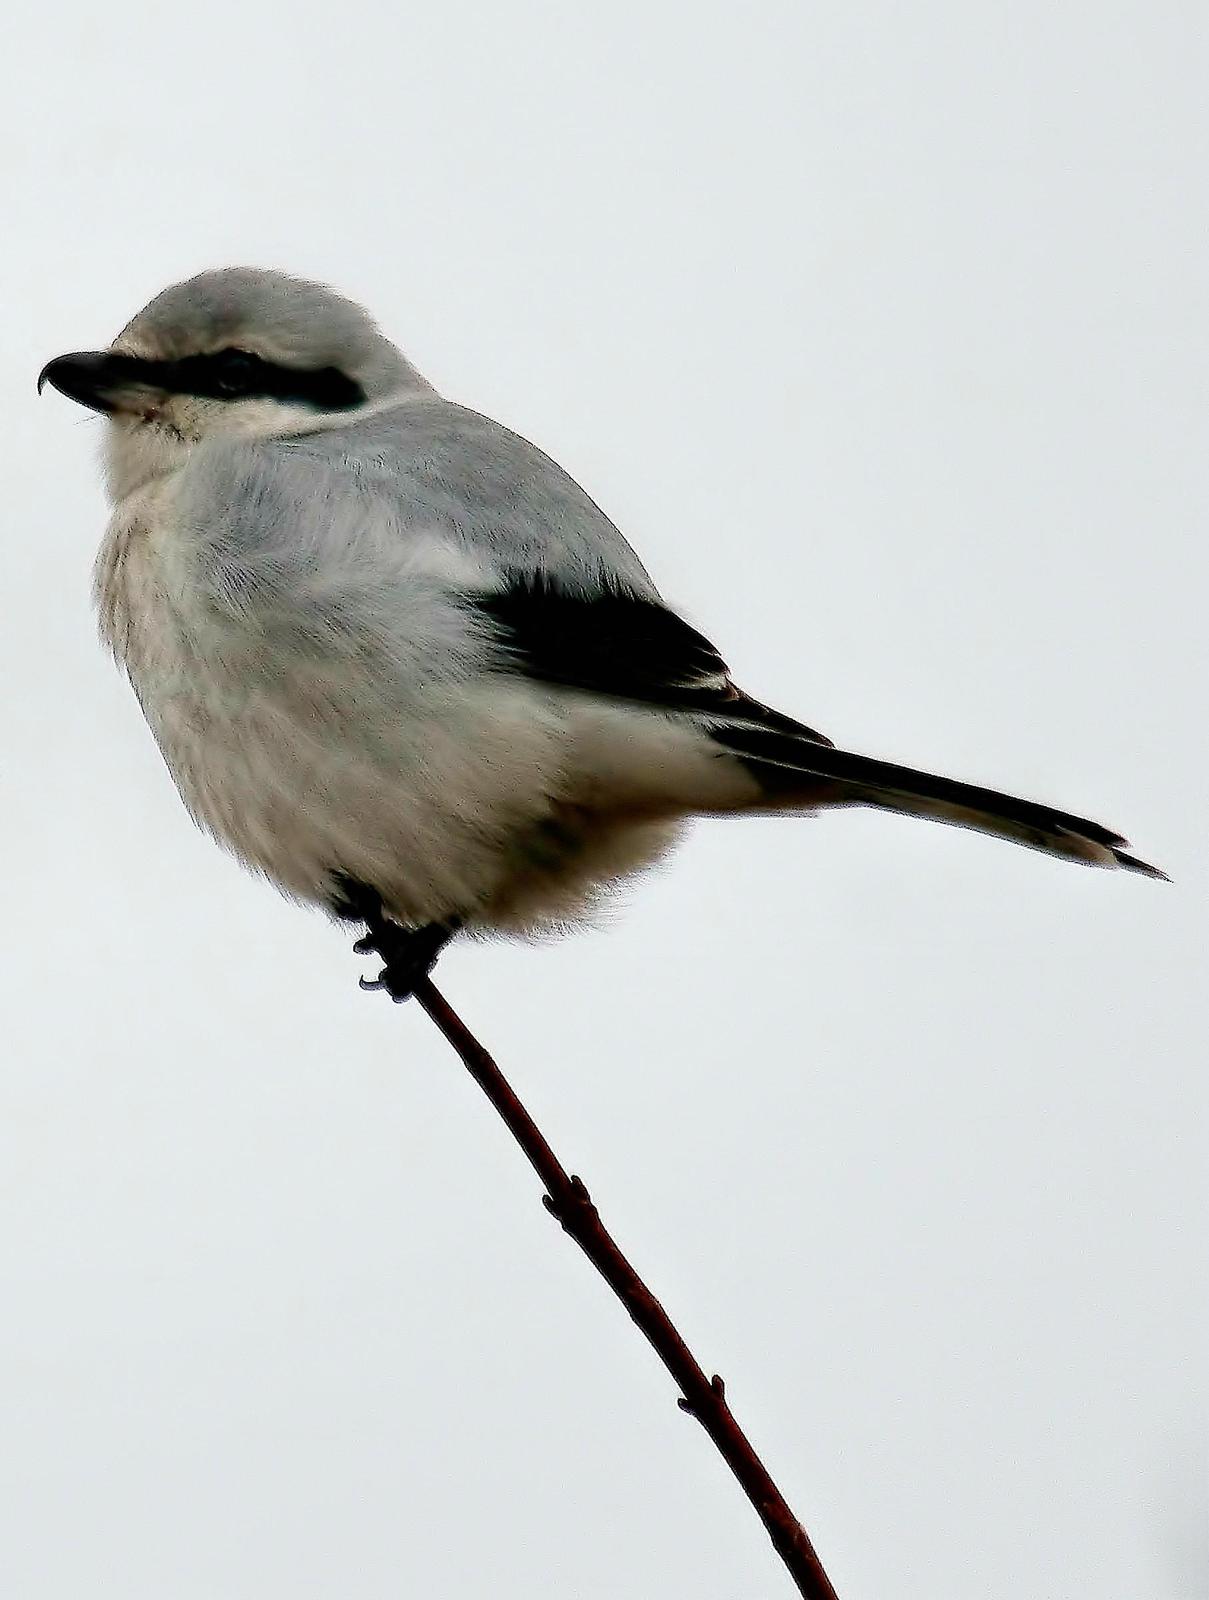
<box><xmin>474</xmin><ymin>575</ymin><xmax>833</xmax><ymax>745</ymax></box>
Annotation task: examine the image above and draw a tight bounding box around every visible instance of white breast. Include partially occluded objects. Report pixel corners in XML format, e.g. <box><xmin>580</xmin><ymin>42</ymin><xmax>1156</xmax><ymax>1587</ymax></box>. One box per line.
<box><xmin>92</xmin><ymin>438</ymin><xmax>725</xmax><ymax>934</ymax></box>
<box><xmin>92</xmin><ymin>473</ymin><xmax>582</xmax><ymax>926</ymax></box>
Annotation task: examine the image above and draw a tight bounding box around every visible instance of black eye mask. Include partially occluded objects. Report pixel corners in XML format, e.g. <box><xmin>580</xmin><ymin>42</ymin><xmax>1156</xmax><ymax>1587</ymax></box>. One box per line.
<box><xmin>162</xmin><ymin>347</ymin><xmax>367</xmax><ymax>409</ymax></box>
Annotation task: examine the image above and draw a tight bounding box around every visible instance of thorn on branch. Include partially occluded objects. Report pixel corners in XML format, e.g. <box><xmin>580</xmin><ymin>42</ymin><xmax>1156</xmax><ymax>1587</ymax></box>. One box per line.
<box><xmin>542</xmin><ymin>1175</ymin><xmax>598</xmax><ymax>1232</ymax></box>
<box><xmin>678</xmin><ymin>1376</ymin><xmax>726</xmax><ymax>1420</ymax></box>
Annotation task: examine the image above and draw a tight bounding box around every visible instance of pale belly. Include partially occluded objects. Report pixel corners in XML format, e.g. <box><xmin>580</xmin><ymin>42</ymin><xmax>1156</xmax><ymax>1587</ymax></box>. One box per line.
<box><xmin>139</xmin><ymin>661</ymin><xmax>693</xmax><ymax>931</ymax></box>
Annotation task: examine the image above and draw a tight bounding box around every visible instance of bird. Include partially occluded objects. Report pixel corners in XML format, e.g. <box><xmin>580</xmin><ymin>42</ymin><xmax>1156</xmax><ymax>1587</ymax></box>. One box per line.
<box><xmin>39</xmin><ymin>268</ymin><xmax>1164</xmax><ymax>1000</ymax></box>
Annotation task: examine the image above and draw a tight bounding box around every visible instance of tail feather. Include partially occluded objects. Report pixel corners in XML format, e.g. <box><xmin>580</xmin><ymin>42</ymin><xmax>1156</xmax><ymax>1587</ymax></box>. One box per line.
<box><xmin>712</xmin><ymin>723</ymin><xmax>1166</xmax><ymax>879</ymax></box>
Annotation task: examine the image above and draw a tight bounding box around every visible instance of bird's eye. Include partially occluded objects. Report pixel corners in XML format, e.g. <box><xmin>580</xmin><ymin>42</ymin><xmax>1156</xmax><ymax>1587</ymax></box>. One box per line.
<box><xmin>212</xmin><ymin>348</ymin><xmax>260</xmax><ymax>395</ymax></box>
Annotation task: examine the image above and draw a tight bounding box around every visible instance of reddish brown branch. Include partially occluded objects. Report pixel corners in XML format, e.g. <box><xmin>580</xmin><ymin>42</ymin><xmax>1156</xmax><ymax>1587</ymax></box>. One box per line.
<box><xmin>413</xmin><ymin>977</ymin><xmax>840</xmax><ymax>1600</ymax></box>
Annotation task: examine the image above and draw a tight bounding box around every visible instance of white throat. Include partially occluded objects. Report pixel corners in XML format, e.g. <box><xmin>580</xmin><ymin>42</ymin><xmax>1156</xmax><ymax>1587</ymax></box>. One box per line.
<box><xmin>103</xmin><ymin>418</ymin><xmax>195</xmax><ymax>504</ymax></box>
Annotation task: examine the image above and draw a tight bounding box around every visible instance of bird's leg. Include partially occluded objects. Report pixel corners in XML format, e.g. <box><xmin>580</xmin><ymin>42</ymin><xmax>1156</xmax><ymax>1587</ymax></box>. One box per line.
<box><xmin>330</xmin><ymin>875</ymin><xmax>462</xmax><ymax>1003</ymax></box>
<box><xmin>356</xmin><ymin>918</ymin><xmax>461</xmax><ymax>1002</ymax></box>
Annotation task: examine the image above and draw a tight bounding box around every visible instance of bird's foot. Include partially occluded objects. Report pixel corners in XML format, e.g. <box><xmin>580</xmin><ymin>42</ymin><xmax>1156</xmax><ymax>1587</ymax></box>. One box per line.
<box><xmin>355</xmin><ymin>922</ymin><xmax>454</xmax><ymax>1004</ymax></box>
<box><xmin>330</xmin><ymin>874</ymin><xmax>460</xmax><ymax>1004</ymax></box>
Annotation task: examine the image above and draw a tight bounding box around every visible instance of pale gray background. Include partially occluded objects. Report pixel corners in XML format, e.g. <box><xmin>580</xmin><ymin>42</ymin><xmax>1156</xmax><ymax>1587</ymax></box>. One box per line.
<box><xmin>1</xmin><ymin>4</ymin><xmax>1204</xmax><ymax>1597</ymax></box>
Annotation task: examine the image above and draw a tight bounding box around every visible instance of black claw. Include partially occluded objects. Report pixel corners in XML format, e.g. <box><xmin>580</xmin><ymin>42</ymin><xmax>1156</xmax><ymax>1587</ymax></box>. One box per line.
<box><xmin>338</xmin><ymin>878</ymin><xmax>462</xmax><ymax>1004</ymax></box>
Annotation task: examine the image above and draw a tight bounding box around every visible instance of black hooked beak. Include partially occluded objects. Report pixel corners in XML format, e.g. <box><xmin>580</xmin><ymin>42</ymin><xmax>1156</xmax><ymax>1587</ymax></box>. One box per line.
<box><xmin>38</xmin><ymin>351</ymin><xmax>148</xmax><ymax>414</ymax></box>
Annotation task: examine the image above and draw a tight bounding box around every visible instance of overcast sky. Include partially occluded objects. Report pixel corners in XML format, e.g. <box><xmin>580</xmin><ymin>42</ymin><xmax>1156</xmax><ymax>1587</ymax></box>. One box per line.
<box><xmin>1</xmin><ymin>4</ymin><xmax>1205</xmax><ymax>1598</ymax></box>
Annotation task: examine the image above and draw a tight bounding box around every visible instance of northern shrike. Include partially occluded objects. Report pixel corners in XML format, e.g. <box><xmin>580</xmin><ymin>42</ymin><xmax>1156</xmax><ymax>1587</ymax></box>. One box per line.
<box><xmin>40</xmin><ymin>268</ymin><xmax>1162</xmax><ymax>998</ymax></box>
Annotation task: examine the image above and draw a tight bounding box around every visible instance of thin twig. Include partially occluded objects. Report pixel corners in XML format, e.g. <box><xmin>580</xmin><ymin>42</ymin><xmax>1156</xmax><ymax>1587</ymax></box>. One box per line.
<box><xmin>411</xmin><ymin>976</ymin><xmax>840</xmax><ymax>1600</ymax></box>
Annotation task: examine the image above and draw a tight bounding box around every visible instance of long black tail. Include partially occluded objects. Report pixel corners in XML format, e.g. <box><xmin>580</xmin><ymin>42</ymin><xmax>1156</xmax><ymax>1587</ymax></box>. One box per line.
<box><xmin>712</xmin><ymin>722</ymin><xmax>1165</xmax><ymax>878</ymax></box>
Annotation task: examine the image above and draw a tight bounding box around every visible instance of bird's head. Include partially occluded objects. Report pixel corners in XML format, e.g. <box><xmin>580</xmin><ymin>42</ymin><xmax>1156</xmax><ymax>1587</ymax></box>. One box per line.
<box><xmin>40</xmin><ymin>267</ymin><xmax>429</xmax><ymax>492</ymax></box>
